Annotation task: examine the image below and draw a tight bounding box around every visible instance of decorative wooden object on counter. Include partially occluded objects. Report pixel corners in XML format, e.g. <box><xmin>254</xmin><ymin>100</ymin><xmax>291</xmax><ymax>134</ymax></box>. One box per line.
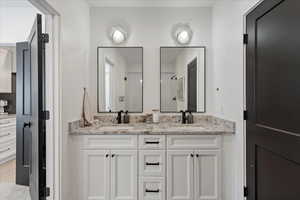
<box><xmin>80</xmin><ymin>88</ymin><xmax>92</xmax><ymax>127</ymax></box>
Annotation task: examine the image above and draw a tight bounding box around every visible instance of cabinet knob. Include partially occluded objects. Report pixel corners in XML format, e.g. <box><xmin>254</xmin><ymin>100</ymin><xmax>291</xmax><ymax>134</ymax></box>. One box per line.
<box><xmin>190</xmin><ymin>154</ymin><xmax>194</xmax><ymax>157</ymax></box>
<box><xmin>196</xmin><ymin>154</ymin><xmax>199</xmax><ymax>157</ymax></box>
<box><xmin>105</xmin><ymin>154</ymin><xmax>109</xmax><ymax>158</ymax></box>
<box><xmin>111</xmin><ymin>154</ymin><xmax>115</xmax><ymax>158</ymax></box>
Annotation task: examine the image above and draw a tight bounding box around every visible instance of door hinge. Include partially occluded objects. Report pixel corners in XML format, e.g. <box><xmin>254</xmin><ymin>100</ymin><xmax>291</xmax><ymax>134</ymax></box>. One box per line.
<box><xmin>41</xmin><ymin>33</ymin><xmax>49</xmax><ymax>43</ymax></box>
<box><xmin>41</xmin><ymin>110</ymin><xmax>50</xmax><ymax>120</ymax></box>
<box><xmin>243</xmin><ymin>34</ymin><xmax>248</xmax><ymax>45</ymax></box>
<box><xmin>243</xmin><ymin>110</ymin><xmax>248</xmax><ymax>120</ymax></box>
<box><xmin>244</xmin><ymin>186</ymin><xmax>249</xmax><ymax>197</ymax></box>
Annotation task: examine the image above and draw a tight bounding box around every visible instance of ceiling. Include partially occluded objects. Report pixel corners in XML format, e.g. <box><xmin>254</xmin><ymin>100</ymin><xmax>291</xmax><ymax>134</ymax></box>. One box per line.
<box><xmin>87</xmin><ymin>0</ymin><xmax>219</xmax><ymax>7</ymax></box>
<box><xmin>0</xmin><ymin>0</ymin><xmax>32</xmax><ymax>7</ymax></box>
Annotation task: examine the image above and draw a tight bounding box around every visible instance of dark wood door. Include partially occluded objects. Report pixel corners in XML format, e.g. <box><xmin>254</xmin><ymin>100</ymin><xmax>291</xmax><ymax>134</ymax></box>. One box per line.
<box><xmin>16</xmin><ymin>14</ymin><xmax>47</xmax><ymax>200</ymax></box>
<box><xmin>187</xmin><ymin>58</ymin><xmax>197</xmax><ymax>112</ymax></box>
<box><xmin>246</xmin><ymin>0</ymin><xmax>300</xmax><ymax>199</ymax></box>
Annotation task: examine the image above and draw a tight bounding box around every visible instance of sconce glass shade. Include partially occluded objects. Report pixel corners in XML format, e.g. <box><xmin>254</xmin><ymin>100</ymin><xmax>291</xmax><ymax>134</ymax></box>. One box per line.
<box><xmin>110</xmin><ymin>26</ymin><xmax>127</xmax><ymax>44</ymax></box>
<box><xmin>172</xmin><ymin>23</ymin><xmax>193</xmax><ymax>45</ymax></box>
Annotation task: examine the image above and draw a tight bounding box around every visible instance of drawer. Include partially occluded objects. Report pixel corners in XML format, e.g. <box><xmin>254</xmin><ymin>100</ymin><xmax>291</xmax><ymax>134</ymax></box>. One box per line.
<box><xmin>0</xmin><ymin>118</ymin><xmax>16</xmax><ymax>128</ymax></box>
<box><xmin>167</xmin><ymin>135</ymin><xmax>221</xmax><ymax>149</ymax></box>
<box><xmin>139</xmin><ymin>177</ymin><xmax>165</xmax><ymax>200</ymax></box>
<box><xmin>0</xmin><ymin>126</ymin><xmax>16</xmax><ymax>144</ymax></box>
<box><xmin>0</xmin><ymin>140</ymin><xmax>16</xmax><ymax>164</ymax></box>
<box><xmin>83</xmin><ymin>135</ymin><xmax>138</xmax><ymax>149</ymax></box>
<box><xmin>139</xmin><ymin>150</ymin><xmax>165</xmax><ymax>177</ymax></box>
<box><xmin>139</xmin><ymin>135</ymin><xmax>166</xmax><ymax>149</ymax></box>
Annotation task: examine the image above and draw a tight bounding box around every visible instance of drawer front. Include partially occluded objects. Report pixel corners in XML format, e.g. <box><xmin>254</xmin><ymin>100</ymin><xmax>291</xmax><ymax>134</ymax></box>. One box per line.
<box><xmin>139</xmin><ymin>135</ymin><xmax>166</xmax><ymax>149</ymax></box>
<box><xmin>167</xmin><ymin>135</ymin><xmax>221</xmax><ymax>149</ymax></box>
<box><xmin>0</xmin><ymin>140</ymin><xmax>16</xmax><ymax>164</ymax></box>
<box><xmin>139</xmin><ymin>177</ymin><xmax>165</xmax><ymax>200</ymax></box>
<box><xmin>83</xmin><ymin>135</ymin><xmax>138</xmax><ymax>149</ymax></box>
<box><xmin>0</xmin><ymin>126</ymin><xmax>16</xmax><ymax>145</ymax></box>
<box><xmin>0</xmin><ymin>118</ymin><xmax>16</xmax><ymax>128</ymax></box>
<box><xmin>139</xmin><ymin>150</ymin><xmax>165</xmax><ymax>177</ymax></box>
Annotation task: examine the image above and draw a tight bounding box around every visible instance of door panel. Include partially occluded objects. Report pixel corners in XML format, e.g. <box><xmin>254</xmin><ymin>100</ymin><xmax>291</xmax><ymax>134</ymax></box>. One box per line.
<box><xmin>246</xmin><ymin>0</ymin><xmax>300</xmax><ymax>199</ymax></box>
<box><xmin>16</xmin><ymin>42</ymin><xmax>31</xmax><ymax>186</ymax></box>
<box><xmin>83</xmin><ymin>150</ymin><xmax>110</xmax><ymax>200</ymax></box>
<box><xmin>194</xmin><ymin>150</ymin><xmax>219</xmax><ymax>200</ymax></box>
<box><xmin>167</xmin><ymin>150</ymin><xmax>193</xmax><ymax>200</ymax></box>
<box><xmin>110</xmin><ymin>150</ymin><xmax>137</xmax><ymax>200</ymax></box>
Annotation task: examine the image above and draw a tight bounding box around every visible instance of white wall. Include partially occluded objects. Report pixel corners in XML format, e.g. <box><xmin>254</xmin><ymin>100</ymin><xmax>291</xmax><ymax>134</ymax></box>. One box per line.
<box><xmin>212</xmin><ymin>1</ymin><xmax>260</xmax><ymax>200</ymax></box>
<box><xmin>0</xmin><ymin>2</ymin><xmax>41</xmax><ymax>43</ymax></box>
<box><xmin>43</xmin><ymin>0</ymin><xmax>90</xmax><ymax>199</ymax></box>
<box><xmin>90</xmin><ymin>7</ymin><xmax>213</xmax><ymax>114</ymax></box>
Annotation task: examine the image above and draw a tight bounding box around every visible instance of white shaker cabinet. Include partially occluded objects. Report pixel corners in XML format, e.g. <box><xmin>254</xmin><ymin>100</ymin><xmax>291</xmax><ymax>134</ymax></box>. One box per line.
<box><xmin>83</xmin><ymin>150</ymin><xmax>110</xmax><ymax>200</ymax></box>
<box><xmin>75</xmin><ymin>135</ymin><xmax>222</xmax><ymax>200</ymax></box>
<box><xmin>167</xmin><ymin>150</ymin><xmax>194</xmax><ymax>200</ymax></box>
<box><xmin>111</xmin><ymin>150</ymin><xmax>137</xmax><ymax>200</ymax></box>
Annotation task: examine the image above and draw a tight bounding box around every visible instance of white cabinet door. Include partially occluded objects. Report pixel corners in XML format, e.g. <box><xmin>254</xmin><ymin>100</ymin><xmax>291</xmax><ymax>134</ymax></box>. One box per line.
<box><xmin>111</xmin><ymin>150</ymin><xmax>137</xmax><ymax>200</ymax></box>
<box><xmin>167</xmin><ymin>150</ymin><xmax>194</xmax><ymax>200</ymax></box>
<box><xmin>194</xmin><ymin>150</ymin><xmax>220</xmax><ymax>200</ymax></box>
<box><xmin>83</xmin><ymin>150</ymin><xmax>110</xmax><ymax>200</ymax></box>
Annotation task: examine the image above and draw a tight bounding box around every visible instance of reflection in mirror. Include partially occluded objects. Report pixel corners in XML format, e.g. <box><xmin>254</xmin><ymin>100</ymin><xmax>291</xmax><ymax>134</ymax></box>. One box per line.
<box><xmin>160</xmin><ymin>47</ymin><xmax>205</xmax><ymax>113</ymax></box>
<box><xmin>97</xmin><ymin>47</ymin><xmax>143</xmax><ymax>112</ymax></box>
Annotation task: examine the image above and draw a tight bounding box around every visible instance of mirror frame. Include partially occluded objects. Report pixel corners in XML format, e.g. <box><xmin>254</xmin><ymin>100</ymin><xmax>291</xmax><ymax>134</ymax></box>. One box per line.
<box><xmin>97</xmin><ymin>46</ymin><xmax>144</xmax><ymax>113</ymax></box>
<box><xmin>160</xmin><ymin>46</ymin><xmax>206</xmax><ymax>113</ymax></box>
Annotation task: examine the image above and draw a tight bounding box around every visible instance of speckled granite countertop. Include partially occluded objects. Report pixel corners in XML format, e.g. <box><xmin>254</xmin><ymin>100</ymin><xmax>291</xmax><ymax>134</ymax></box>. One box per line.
<box><xmin>69</xmin><ymin>115</ymin><xmax>235</xmax><ymax>135</ymax></box>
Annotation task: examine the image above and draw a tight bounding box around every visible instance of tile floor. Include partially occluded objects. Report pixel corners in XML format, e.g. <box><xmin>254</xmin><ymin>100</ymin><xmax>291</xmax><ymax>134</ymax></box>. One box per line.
<box><xmin>0</xmin><ymin>159</ymin><xmax>30</xmax><ymax>200</ymax></box>
<box><xmin>0</xmin><ymin>159</ymin><xmax>16</xmax><ymax>183</ymax></box>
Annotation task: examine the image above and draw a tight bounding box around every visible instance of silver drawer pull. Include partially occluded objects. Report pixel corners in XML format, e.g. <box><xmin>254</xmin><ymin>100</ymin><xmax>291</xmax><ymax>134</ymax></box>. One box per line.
<box><xmin>0</xmin><ymin>148</ymin><xmax>10</xmax><ymax>154</ymax></box>
<box><xmin>145</xmin><ymin>189</ymin><xmax>160</xmax><ymax>193</ymax></box>
<box><xmin>0</xmin><ymin>133</ymin><xmax>10</xmax><ymax>138</ymax></box>
<box><xmin>145</xmin><ymin>141</ymin><xmax>159</xmax><ymax>144</ymax></box>
<box><xmin>145</xmin><ymin>162</ymin><xmax>160</xmax><ymax>166</ymax></box>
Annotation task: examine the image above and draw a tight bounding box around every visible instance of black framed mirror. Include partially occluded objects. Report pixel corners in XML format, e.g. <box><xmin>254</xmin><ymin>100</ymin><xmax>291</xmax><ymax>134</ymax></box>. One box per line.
<box><xmin>97</xmin><ymin>47</ymin><xmax>143</xmax><ymax>113</ymax></box>
<box><xmin>160</xmin><ymin>46</ymin><xmax>206</xmax><ymax>113</ymax></box>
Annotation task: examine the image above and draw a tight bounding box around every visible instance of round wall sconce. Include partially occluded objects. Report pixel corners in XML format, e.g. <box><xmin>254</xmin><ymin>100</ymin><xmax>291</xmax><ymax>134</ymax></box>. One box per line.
<box><xmin>172</xmin><ymin>23</ymin><xmax>193</xmax><ymax>45</ymax></box>
<box><xmin>109</xmin><ymin>26</ymin><xmax>128</xmax><ymax>44</ymax></box>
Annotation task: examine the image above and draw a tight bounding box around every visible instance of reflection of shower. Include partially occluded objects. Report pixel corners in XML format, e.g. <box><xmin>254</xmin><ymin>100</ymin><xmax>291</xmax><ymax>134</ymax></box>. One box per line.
<box><xmin>170</xmin><ymin>74</ymin><xmax>177</xmax><ymax>80</ymax></box>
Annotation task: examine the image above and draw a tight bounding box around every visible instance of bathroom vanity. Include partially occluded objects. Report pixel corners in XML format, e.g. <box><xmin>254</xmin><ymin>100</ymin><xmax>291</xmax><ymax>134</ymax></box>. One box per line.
<box><xmin>0</xmin><ymin>115</ymin><xmax>16</xmax><ymax>165</ymax></box>
<box><xmin>69</xmin><ymin>115</ymin><xmax>234</xmax><ymax>200</ymax></box>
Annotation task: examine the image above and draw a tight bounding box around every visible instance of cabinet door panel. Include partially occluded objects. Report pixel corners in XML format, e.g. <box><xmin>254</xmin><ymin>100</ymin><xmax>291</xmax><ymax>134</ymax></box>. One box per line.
<box><xmin>194</xmin><ymin>150</ymin><xmax>220</xmax><ymax>200</ymax></box>
<box><xmin>83</xmin><ymin>150</ymin><xmax>110</xmax><ymax>200</ymax></box>
<box><xmin>111</xmin><ymin>150</ymin><xmax>137</xmax><ymax>200</ymax></box>
<box><xmin>167</xmin><ymin>150</ymin><xmax>194</xmax><ymax>200</ymax></box>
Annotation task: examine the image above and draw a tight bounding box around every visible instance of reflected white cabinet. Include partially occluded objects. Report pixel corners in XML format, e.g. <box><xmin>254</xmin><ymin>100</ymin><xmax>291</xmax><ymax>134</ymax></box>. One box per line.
<box><xmin>82</xmin><ymin>149</ymin><xmax>137</xmax><ymax>200</ymax></box>
<box><xmin>167</xmin><ymin>150</ymin><xmax>220</xmax><ymax>200</ymax></box>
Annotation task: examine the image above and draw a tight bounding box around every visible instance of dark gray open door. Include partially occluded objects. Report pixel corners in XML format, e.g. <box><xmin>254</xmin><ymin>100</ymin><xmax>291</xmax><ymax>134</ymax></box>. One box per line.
<box><xmin>187</xmin><ymin>58</ymin><xmax>197</xmax><ymax>112</ymax></box>
<box><xmin>16</xmin><ymin>14</ymin><xmax>48</xmax><ymax>200</ymax></box>
<box><xmin>246</xmin><ymin>0</ymin><xmax>300</xmax><ymax>199</ymax></box>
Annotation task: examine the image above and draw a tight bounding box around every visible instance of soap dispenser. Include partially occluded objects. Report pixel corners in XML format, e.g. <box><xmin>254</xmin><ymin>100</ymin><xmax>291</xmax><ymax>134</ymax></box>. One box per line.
<box><xmin>187</xmin><ymin>111</ymin><xmax>194</xmax><ymax>124</ymax></box>
<box><xmin>123</xmin><ymin>110</ymin><xmax>130</xmax><ymax>124</ymax></box>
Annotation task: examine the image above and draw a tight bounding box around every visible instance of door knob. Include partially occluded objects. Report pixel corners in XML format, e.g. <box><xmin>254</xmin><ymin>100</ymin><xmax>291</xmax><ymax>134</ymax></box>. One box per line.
<box><xmin>24</xmin><ymin>122</ymin><xmax>32</xmax><ymax>128</ymax></box>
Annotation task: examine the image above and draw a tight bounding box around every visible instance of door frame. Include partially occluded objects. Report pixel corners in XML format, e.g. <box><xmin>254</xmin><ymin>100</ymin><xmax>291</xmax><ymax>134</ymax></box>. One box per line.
<box><xmin>242</xmin><ymin>0</ymin><xmax>265</xmax><ymax>194</ymax></box>
<box><xmin>28</xmin><ymin>1</ymin><xmax>61</xmax><ymax>200</ymax></box>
